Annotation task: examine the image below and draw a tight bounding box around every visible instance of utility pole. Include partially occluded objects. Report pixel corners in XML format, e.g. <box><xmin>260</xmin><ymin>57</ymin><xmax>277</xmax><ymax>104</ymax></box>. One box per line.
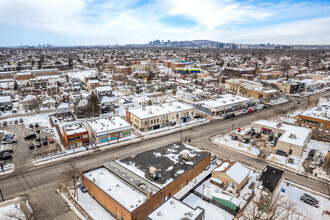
<box><xmin>0</xmin><ymin>189</ymin><xmax>4</xmax><ymax>202</ymax></box>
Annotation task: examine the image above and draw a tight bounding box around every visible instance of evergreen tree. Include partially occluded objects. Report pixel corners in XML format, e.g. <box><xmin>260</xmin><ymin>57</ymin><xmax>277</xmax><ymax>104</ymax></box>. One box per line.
<box><xmin>13</xmin><ymin>81</ymin><xmax>18</xmax><ymax>90</ymax></box>
<box><xmin>86</xmin><ymin>93</ymin><xmax>100</xmax><ymax>117</ymax></box>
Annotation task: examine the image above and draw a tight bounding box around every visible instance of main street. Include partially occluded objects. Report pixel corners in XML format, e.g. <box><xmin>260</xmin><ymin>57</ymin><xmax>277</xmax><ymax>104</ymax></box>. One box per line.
<box><xmin>0</xmin><ymin>91</ymin><xmax>329</xmax><ymax>219</ymax></box>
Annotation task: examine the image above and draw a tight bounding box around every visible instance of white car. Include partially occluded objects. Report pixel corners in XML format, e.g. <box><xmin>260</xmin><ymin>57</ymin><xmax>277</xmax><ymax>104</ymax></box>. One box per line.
<box><xmin>309</xmin><ymin>161</ymin><xmax>316</xmax><ymax>169</ymax></box>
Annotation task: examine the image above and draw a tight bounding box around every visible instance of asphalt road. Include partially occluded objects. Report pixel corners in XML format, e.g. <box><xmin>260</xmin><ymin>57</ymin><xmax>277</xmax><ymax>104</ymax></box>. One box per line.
<box><xmin>0</xmin><ymin>91</ymin><xmax>329</xmax><ymax>219</ymax></box>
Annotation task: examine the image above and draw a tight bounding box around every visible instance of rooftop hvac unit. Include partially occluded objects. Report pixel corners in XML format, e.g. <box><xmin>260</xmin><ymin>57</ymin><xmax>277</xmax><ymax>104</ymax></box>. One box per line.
<box><xmin>149</xmin><ymin>167</ymin><xmax>161</xmax><ymax>179</ymax></box>
<box><xmin>149</xmin><ymin>110</ymin><xmax>153</xmax><ymax>114</ymax></box>
<box><xmin>182</xmin><ymin>152</ymin><xmax>189</xmax><ymax>160</ymax></box>
<box><xmin>289</xmin><ymin>133</ymin><xmax>296</xmax><ymax>139</ymax></box>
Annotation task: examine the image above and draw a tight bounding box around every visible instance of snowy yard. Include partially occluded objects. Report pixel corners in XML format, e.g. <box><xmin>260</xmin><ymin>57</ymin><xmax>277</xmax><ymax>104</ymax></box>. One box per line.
<box><xmin>183</xmin><ymin>194</ymin><xmax>234</xmax><ymax>220</ymax></box>
<box><xmin>214</xmin><ymin>135</ymin><xmax>260</xmax><ymax>156</ymax></box>
<box><xmin>70</xmin><ymin>190</ymin><xmax>115</xmax><ymax>220</ymax></box>
<box><xmin>280</xmin><ymin>182</ymin><xmax>330</xmax><ymax>220</ymax></box>
<box><xmin>267</xmin><ymin>140</ymin><xmax>330</xmax><ymax>180</ymax></box>
<box><xmin>0</xmin><ymin>197</ymin><xmax>32</xmax><ymax>220</ymax></box>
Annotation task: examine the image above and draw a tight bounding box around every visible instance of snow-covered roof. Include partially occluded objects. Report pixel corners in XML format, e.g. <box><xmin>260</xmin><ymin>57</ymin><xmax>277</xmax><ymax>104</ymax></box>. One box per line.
<box><xmin>87</xmin><ymin>116</ymin><xmax>131</xmax><ymax>135</ymax></box>
<box><xmin>84</xmin><ymin>167</ymin><xmax>146</xmax><ymax>212</ymax></box>
<box><xmin>225</xmin><ymin>162</ymin><xmax>249</xmax><ymax>185</ymax></box>
<box><xmin>56</xmin><ymin>102</ymin><xmax>70</xmax><ymax>110</ymax></box>
<box><xmin>299</xmin><ymin>101</ymin><xmax>330</xmax><ymax>121</ymax></box>
<box><xmin>196</xmin><ymin>94</ymin><xmax>253</xmax><ymax>109</ymax></box>
<box><xmin>148</xmin><ymin>197</ymin><xmax>204</xmax><ymax>220</ymax></box>
<box><xmin>63</xmin><ymin>123</ymin><xmax>87</xmax><ymax>135</ymax></box>
<box><xmin>128</xmin><ymin>101</ymin><xmax>194</xmax><ymax>119</ymax></box>
<box><xmin>22</xmin><ymin>94</ymin><xmax>37</xmax><ymax>102</ymax></box>
<box><xmin>100</xmin><ymin>96</ymin><xmax>117</xmax><ymax>104</ymax></box>
<box><xmin>0</xmin><ymin>96</ymin><xmax>12</xmax><ymax>103</ymax></box>
<box><xmin>95</xmin><ymin>86</ymin><xmax>112</xmax><ymax>92</ymax></box>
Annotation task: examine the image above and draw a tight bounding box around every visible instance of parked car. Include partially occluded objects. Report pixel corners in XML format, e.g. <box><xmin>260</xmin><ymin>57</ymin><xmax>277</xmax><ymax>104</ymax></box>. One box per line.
<box><xmin>246</xmin><ymin>131</ymin><xmax>251</xmax><ymax>135</ymax></box>
<box><xmin>35</xmin><ymin>123</ymin><xmax>39</xmax><ymax>128</ymax></box>
<box><xmin>2</xmin><ymin>138</ymin><xmax>17</xmax><ymax>144</ymax></box>
<box><xmin>25</xmin><ymin>133</ymin><xmax>36</xmax><ymax>140</ymax></box>
<box><xmin>270</xmin><ymin>140</ymin><xmax>277</xmax><ymax>147</ymax></box>
<box><xmin>309</xmin><ymin>161</ymin><xmax>316</xmax><ymax>169</ymax></box>
<box><xmin>36</xmin><ymin>136</ymin><xmax>41</xmax><ymax>142</ymax></box>
<box><xmin>36</xmin><ymin>142</ymin><xmax>41</xmax><ymax>147</ymax></box>
<box><xmin>3</xmin><ymin>121</ymin><xmax>7</xmax><ymax>126</ymax></box>
<box><xmin>28</xmin><ymin>143</ymin><xmax>35</xmax><ymax>149</ymax></box>
<box><xmin>247</xmin><ymin>109</ymin><xmax>253</xmax><ymax>113</ymax></box>
<box><xmin>11</xmin><ymin>109</ymin><xmax>17</xmax><ymax>113</ymax></box>
<box><xmin>223</xmin><ymin>114</ymin><xmax>230</xmax><ymax>119</ymax></box>
<box><xmin>29</xmin><ymin>124</ymin><xmax>34</xmax><ymax>128</ymax></box>
<box><xmin>250</xmin><ymin>131</ymin><xmax>256</xmax><ymax>136</ymax></box>
<box><xmin>242</xmin><ymin>138</ymin><xmax>249</xmax><ymax>143</ymax></box>
<box><xmin>231</xmin><ymin>135</ymin><xmax>238</xmax><ymax>140</ymax></box>
<box><xmin>309</xmin><ymin>149</ymin><xmax>316</xmax><ymax>157</ymax></box>
<box><xmin>0</xmin><ymin>154</ymin><xmax>12</xmax><ymax>161</ymax></box>
<box><xmin>276</xmin><ymin>150</ymin><xmax>288</xmax><ymax>157</ymax></box>
<box><xmin>300</xmin><ymin>194</ymin><xmax>319</xmax><ymax>207</ymax></box>
<box><xmin>268</xmin><ymin>136</ymin><xmax>273</xmax><ymax>141</ymax></box>
<box><xmin>0</xmin><ymin>149</ymin><xmax>13</xmax><ymax>154</ymax></box>
<box><xmin>42</xmin><ymin>136</ymin><xmax>47</xmax><ymax>141</ymax></box>
<box><xmin>250</xmin><ymin>140</ymin><xmax>255</xmax><ymax>145</ymax></box>
<box><xmin>19</xmin><ymin>118</ymin><xmax>23</xmax><ymax>123</ymax></box>
<box><xmin>229</xmin><ymin>113</ymin><xmax>235</xmax><ymax>117</ymax></box>
<box><xmin>255</xmin><ymin>133</ymin><xmax>261</xmax><ymax>138</ymax></box>
<box><xmin>43</xmin><ymin>140</ymin><xmax>48</xmax><ymax>145</ymax></box>
<box><xmin>14</xmin><ymin>120</ymin><xmax>18</xmax><ymax>124</ymax></box>
<box><xmin>36</xmin><ymin>128</ymin><xmax>40</xmax><ymax>133</ymax></box>
<box><xmin>49</xmin><ymin>138</ymin><xmax>55</xmax><ymax>143</ymax></box>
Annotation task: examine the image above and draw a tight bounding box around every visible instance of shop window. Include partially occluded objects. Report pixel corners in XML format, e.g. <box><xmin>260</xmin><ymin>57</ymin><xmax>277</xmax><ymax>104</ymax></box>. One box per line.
<box><xmin>76</xmin><ymin>136</ymin><xmax>81</xmax><ymax>141</ymax></box>
<box><xmin>83</xmin><ymin>134</ymin><xmax>88</xmax><ymax>139</ymax></box>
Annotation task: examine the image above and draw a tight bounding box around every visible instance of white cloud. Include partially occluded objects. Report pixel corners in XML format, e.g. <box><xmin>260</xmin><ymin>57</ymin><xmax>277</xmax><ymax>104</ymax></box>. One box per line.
<box><xmin>0</xmin><ymin>0</ymin><xmax>329</xmax><ymax>45</ymax></box>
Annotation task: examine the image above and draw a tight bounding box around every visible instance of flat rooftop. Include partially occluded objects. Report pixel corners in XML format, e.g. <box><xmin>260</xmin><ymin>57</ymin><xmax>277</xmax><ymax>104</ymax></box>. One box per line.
<box><xmin>63</xmin><ymin>123</ymin><xmax>87</xmax><ymax>135</ymax></box>
<box><xmin>128</xmin><ymin>101</ymin><xmax>194</xmax><ymax>120</ymax></box>
<box><xmin>258</xmin><ymin>165</ymin><xmax>285</xmax><ymax>193</ymax></box>
<box><xmin>147</xmin><ymin>197</ymin><xmax>204</xmax><ymax>220</ymax></box>
<box><xmin>116</xmin><ymin>142</ymin><xmax>210</xmax><ymax>188</ymax></box>
<box><xmin>84</xmin><ymin>167</ymin><xmax>147</xmax><ymax>212</ymax></box>
<box><xmin>87</xmin><ymin>116</ymin><xmax>131</xmax><ymax>135</ymax></box>
<box><xmin>300</xmin><ymin>101</ymin><xmax>330</xmax><ymax>122</ymax></box>
<box><xmin>196</xmin><ymin>94</ymin><xmax>253</xmax><ymax>108</ymax></box>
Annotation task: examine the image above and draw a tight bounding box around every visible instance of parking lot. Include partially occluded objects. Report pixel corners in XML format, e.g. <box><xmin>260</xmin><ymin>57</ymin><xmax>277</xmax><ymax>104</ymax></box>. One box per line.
<box><xmin>229</xmin><ymin>126</ymin><xmax>278</xmax><ymax>158</ymax></box>
<box><xmin>0</xmin><ymin>120</ymin><xmax>60</xmax><ymax>167</ymax></box>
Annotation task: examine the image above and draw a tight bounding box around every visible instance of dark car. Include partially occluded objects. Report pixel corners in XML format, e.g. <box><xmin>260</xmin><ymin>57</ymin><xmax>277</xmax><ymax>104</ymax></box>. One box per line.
<box><xmin>255</xmin><ymin>133</ymin><xmax>261</xmax><ymax>138</ymax></box>
<box><xmin>308</xmin><ymin>149</ymin><xmax>316</xmax><ymax>157</ymax></box>
<box><xmin>223</xmin><ymin>114</ymin><xmax>230</xmax><ymax>119</ymax></box>
<box><xmin>36</xmin><ymin>136</ymin><xmax>41</xmax><ymax>142</ymax></box>
<box><xmin>19</xmin><ymin>118</ymin><xmax>23</xmax><ymax>123</ymax></box>
<box><xmin>276</xmin><ymin>150</ymin><xmax>288</xmax><ymax>157</ymax></box>
<box><xmin>0</xmin><ymin>149</ymin><xmax>13</xmax><ymax>154</ymax></box>
<box><xmin>3</xmin><ymin>121</ymin><xmax>7</xmax><ymax>126</ymax></box>
<box><xmin>268</xmin><ymin>136</ymin><xmax>273</xmax><ymax>141</ymax></box>
<box><xmin>28</xmin><ymin>143</ymin><xmax>35</xmax><ymax>149</ymax></box>
<box><xmin>25</xmin><ymin>133</ymin><xmax>36</xmax><ymax>140</ymax></box>
<box><xmin>229</xmin><ymin>113</ymin><xmax>235</xmax><ymax>117</ymax></box>
<box><xmin>14</xmin><ymin>120</ymin><xmax>18</xmax><ymax>124</ymax></box>
<box><xmin>35</xmin><ymin>123</ymin><xmax>39</xmax><ymax>128</ymax></box>
<box><xmin>36</xmin><ymin>142</ymin><xmax>41</xmax><ymax>147</ymax></box>
<box><xmin>231</xmin><ymin>135</ymin><xmax>238</xmax><ymax>140</ymax></box>
<box><xmin>0</xmin><ymin>154</ymin><xmax>12</xmax><ymax>161</ymax></box>
<box><xmin>300</xmin><ymin>194</ymin><xmax>319</xmax><ymax>207</ymax></box>
<box><xmin>36</xmin><ymin>128</ymin><xmax>40</xmax><ymax>133</ymax></box>
<box><xmin>250</xmin><ymin>131</ymin><xmax>256</xmax><ymax>136</ymax></box>
<box><xmin>43</xmin><ymin>140</ymin><xmax>48</xmax><ymax>145</ymax></box>
<box><xmin>246</xmin><ymin>131</ymin><xmax>251</xmax><ymax>135</ymax></box>
<box><xmin>29</xmin><ymin>124</ymin><xmax>34</xmax><ymax>128</ymax></box>
<box><xmin>42</xmin><ymin>136</ymin><xmax>47</xmax><ymax>141</ymax></box>
<box><xmin>242</xmin><ymin>138</ymin><xmax>249</xmax><ymax>143</ymax></box>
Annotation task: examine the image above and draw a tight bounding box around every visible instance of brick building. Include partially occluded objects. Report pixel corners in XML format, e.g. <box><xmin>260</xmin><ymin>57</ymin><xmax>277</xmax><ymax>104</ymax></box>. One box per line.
<box><xmin>62</xmin><ymin>123</ymin><xmax>89</xmax><ymax>149</ymax></box>
<box><xmin>82</xmin><ymin>142</ymin><xmax>211</xmax><ymax>220</ymax></box>
<box><xmin>297</xmin><ymin>100</ymin><xmax>330</xmax><ymax>130</ymax></box>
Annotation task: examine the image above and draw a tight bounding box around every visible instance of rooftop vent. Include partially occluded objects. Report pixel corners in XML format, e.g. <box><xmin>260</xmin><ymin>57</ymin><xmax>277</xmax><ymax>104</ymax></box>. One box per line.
<box><xmin>276</xmin><ymin>123</ymin><xmax>282</xmax><ymax>128</ymax></box>
<box><xmin>182</xmin><ymin>152</ymin><xmax>190</xmax><ymax>160</ymax></box>
<box><xmin>289</xmin><ymin>133</ymin><xmax>296</xmax><ymax>139</ymax></box>
<box><xmin>149</xmin><ymin>167</ymin><xmax>161</xmax><ymax>179</ymax></box>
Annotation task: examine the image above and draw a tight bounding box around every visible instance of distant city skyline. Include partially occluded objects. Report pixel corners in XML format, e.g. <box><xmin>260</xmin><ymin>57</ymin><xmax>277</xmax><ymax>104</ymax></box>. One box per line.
<box><xmin>1</xmin><ymin>0</ymin><xmax>330</xmax><ymax>46</ymax></box>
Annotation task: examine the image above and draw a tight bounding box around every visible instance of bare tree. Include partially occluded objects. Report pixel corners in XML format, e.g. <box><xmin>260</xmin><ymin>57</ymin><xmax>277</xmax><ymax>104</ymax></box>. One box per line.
<box><xmin>62</xmin><ymin>163</ymin><xmax>81</xmax><ymax>200</ymax></box>
<box><xmin>242</xmin><ymin>192</ymin><xmax>307</xmax><ymax>220</ymax></box>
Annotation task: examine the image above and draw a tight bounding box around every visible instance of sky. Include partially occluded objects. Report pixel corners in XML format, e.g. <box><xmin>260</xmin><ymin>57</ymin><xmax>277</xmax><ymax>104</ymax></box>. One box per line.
<box><xmin>0</xmin><ymin>0</ymin><xmax>330</xmax><ymax>46</ymax></box>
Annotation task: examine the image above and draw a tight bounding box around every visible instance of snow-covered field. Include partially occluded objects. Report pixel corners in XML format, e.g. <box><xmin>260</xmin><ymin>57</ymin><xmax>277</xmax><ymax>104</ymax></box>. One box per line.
<box><xmin>214</xmin><ymin>135</ymin><xmax>260</xmax><ymax>156</ymax></box>
<box><xmin>183</xmin><ymin>194</ymin><xmax>234</xmax><ymax>220</ymax></box>
<box><xmin>0</xmin><ymin>197</ymin><xmax>31</xmax><ymax>220</ymax></box>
